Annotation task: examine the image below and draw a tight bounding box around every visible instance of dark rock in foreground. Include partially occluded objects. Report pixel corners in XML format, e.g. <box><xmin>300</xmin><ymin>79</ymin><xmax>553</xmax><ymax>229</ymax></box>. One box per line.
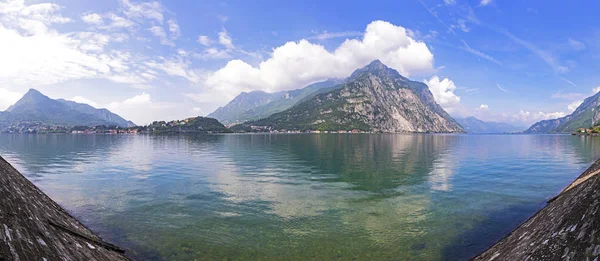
<box><xmin>474</xmin><ymin>158</ymin><xmax>600</xmax><ymax>260</ymax></box>
<box><xmin>0</xmin><ymin>156</ymin><xmax>129</xmax><ymax>260</ymax></box>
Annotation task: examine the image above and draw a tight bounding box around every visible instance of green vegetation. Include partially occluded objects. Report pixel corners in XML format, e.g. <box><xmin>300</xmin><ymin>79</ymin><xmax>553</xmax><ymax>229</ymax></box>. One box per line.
<box><xmin>245</xmin><ymin>84</ymin><xmax>373</xmax><ymax>132</ymax></box>
<box><xmin>555</xmin><ymin>109</ymin><xmax>594</xmax><ymax>133</ymax></box>
<box><xmin>138</xmin><ymin>117</ymin><xmax>232</xmax><ymax>134</ymax></box>
<box><xmin>208</xmin><ymin>79</ymin><xmax>341</xmax><ymax>124</ymax></box>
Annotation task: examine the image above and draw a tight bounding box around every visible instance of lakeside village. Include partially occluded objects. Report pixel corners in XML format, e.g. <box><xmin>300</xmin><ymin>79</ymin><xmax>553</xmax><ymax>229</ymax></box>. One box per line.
<box><xmin>0</xmin><ymin>122</ymin><xmax>140</xmax><ymax>134</ymax></box>
<box><xmin>572</xmin><ymin>123</ymin><xmax>600</xmax><ymax>136</ymax></box>
<box><xmin>242</xmin><ymin>125</ymin><xmax>370</xmax><ymax>134</ymax></box>
<box><xmin>0</xmin><ymin>117</ymin><xmax>374</xmax><ymax>134</ymax></box>
<box><xmin>5</xmin><ymin>118</ymin><xmax>600</xmax><ymax>135</ymax></box>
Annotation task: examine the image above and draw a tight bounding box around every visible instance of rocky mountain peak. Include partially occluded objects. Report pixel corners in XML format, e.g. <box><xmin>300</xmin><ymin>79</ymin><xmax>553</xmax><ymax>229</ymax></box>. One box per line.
<box><xmin>246</xmin><ymin>60</ymin><xmax>463</xmax><ymax>133</ymax></box>
<box><xmin>349</xmin><ymin>60</ymin><xmax>406</xmax><ymax>82</ymax></box>
<box><xmin>6</xmin><ymin>89</ymin><xmax>51</xmax><ymax>112</ymax></box>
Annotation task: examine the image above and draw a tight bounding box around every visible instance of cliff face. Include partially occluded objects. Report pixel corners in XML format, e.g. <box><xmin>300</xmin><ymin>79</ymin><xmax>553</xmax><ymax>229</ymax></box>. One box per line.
<box><xmin>474</xmin><ymin>158</ymin><xmax>600</xmax><ymax>260</ymax></box>
<box><xmin>249</xmin><ymin>60</ymin><xmax>463</xmax><ymax>133</ymax></box>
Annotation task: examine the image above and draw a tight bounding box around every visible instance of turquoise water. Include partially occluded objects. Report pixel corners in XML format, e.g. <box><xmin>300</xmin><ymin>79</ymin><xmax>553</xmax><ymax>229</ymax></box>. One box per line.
<box><xmin>1</xmin><ymin>134</ymin><xmax>600</xmax><ymax>260</ymax></box>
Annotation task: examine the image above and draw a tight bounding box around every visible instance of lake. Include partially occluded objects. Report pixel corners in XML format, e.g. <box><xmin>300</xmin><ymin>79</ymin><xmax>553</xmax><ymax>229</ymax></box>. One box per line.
<box><xmin>1</xmin><ymin>134</ymin><xmax>599</xmax><ymax>260</ymax></box>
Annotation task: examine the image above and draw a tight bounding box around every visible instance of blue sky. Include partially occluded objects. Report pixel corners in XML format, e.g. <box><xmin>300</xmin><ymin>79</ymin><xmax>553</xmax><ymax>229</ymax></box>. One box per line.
<box><xmin>1</xmin><ymin>0</ymin><xmax>599</xmax><ymax>126</ymax></box>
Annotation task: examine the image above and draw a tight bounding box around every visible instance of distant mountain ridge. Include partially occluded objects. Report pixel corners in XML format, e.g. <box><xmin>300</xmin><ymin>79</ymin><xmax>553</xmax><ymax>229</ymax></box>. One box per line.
<box><xmin>207</xmin><ymin>79</ymin><xmax>342</xmax><ymax>124</ymax></box>
<box><xmin>56</xmin><ymin>99</ymin><xmax>135</xmax><ymax>127</ymax></box>
<box><xmin>456</xmin><ymin>116</ymin><xmax>524</xmax><ymax>133</ymax></box>
<box><xmin>525</xmin><ymin>92</ymin><xmax>600</xmax><ymax>133</ymax></box>
<box><xmin>208</xmin><ymin>91</ymin><xmax>285</xmax><ymax>124</ymax></box>
<box><xmin>0</xmin><ymin>89</ymin><xmax>135</xmax><ymax>128</ymax></box>
<box><xmin>243</xmin><ymin>60</ymin><xmax>463</xmax><ymax>133</ymax></box>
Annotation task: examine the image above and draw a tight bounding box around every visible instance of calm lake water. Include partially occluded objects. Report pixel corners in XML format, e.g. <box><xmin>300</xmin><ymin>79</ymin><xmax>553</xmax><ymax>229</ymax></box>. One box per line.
<box><xmin>1</xmin><ymin>134</ymin><xmax>600</xmax><ymax>260</ymax></box>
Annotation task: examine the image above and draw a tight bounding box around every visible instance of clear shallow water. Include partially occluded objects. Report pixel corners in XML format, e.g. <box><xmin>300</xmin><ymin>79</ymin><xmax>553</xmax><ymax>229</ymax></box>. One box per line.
<box><xmin>1</xmin><ymin>134</ymin><xmax>600</xmax><ymax>260</ymax></box>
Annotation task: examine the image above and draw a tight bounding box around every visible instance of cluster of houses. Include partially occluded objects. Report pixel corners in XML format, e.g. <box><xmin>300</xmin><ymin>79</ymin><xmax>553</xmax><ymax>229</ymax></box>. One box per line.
<box><xmin>71</xmin><ymin>129</ymin><xmax>139</xmax><ymax>134</ymax></box>
<box><xmin>1</xmin><ymin>123</ymin><xmax>69</xmax><ymax>134</ymax></box>
<box><xmin>574</xmin><ymin>128</ymin><xmax>600</xmax><ymax>136</ymax></box>
<box><xmin>249</xmin><ymin>125</ymin><xmax>369</xmax><ymax>134</ymax></box>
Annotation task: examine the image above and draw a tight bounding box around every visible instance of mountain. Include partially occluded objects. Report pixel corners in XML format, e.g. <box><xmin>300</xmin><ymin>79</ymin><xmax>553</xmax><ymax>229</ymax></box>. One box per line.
<box><xmin>456</xmin><ymin>116</ymin><xmax>524</xmax><ymax>133</ymax></box>
<box><xmin>207</xmin><ymin>91</ymin><xmax>285</xmax><ymax>124</ymax></box>
<box><xmin>244</xmin><ymin>60</ymin><xmax>464</xmax><ymax>133</ymax></box>
<box><xmin>0</xmin><ymin>89</ymin><xmax>135</xmax><ymax>128</ymax></box>
<box><xmin>207</xmin><ymin>79</ymin><xmax>341</xmax><ymax>124</ymax></box>
<box><xmin>525</xmin><ymin>92</ymin><xmax>600</xmax><ymax>133</ymax></box>
<box><xmin>56</xmin><ymin>99</ymin><xmax>135</xmax><ymax>127</ymax></box>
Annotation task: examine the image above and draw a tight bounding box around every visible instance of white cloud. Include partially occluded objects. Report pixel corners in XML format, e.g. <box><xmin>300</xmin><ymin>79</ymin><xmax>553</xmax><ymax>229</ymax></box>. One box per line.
<box><xmin>197</xmin><ymin>35</ymin><xmax>212</xmax><ymax>46</ymax></box>
<box><xmin>465</xmin><ymin>8</ymin><xmax>567</xmax><ymax>73</ymax></box>
<box><xmin>424</xmin><ymin>76</ymin><xmax>461</xmax><ymax>112</ymax></box>
<box><xmin>106</xmin><ymin>92</ymin><xmax>189</xmax><ymax>124</ymax></box>
<box><xmin>196</xmin><ymin>48</ymin><xmax>231</xmax><ymax>60</ymax></box>
<box><xmin>308</xmin><ymin>31</ymin><xmax>363</xmax><ymax>40</ymax></box>
<box><xmin>418</xmin><ymin>0</ymin><xmax>456</xmax><ymax>35</ymax></box>
<box><xmin>477</xmin><ymin>104</ymin><xmax>489</xmax><ymax>111</ymax></box>
<box><xmin>124</xmin><ymin>92</ymin><xmax>151</xmax><ymax>104</ymax></box>
<box><xmin>202</xmin><ymin>20</ymin><xmax>434</xmax><ymax>102</ymax></box>
<box><xmin>560</xmin><ymin>77</ymin><xmax>576</xmax><ymax>87</ymax></box>
<box><xmin>0</xmin><ymin>0</ymin><xmax>165</xmax><ymax>86</ymax></box>
<box><xmin>593</xmin><ymin>86</ymin><xmax>600</xmax><ymax>94</ymax></box>
<box><xmin>111</xmin><ymin>33</ymin><xmax>129</xmax><ymax>42</ymax></box>
<box><xmin>120</xmin><ymin>0</ymin><xmax>163</xmax><ymax>23</ymax></box>
<box><xmin>480</xmin><ymin>0</ymin><xmax>493</xmax><ymax>6</ymax></box>
<box><xmin>514</xmin><ymin>110</ymin><xmax>566</xmax><ymax>123</ymax></box>
<box><xmin>192</xmin><ymin>107</ymin><xmax>204</xmax><ymax>115</ymax></box>
<box><xmin>568</xmin><ymin>38</ymin><xmax>585</xmax><ymax>51</ymax></box>
<box><xmin>218</xmin><ymin>29</ymin><xmax>234</xmax><ymax>50</ymax></box>
<box><xmin>551</xmin><ymin>92</ymin><xmax>584</xmax><ymax>101</ymax></box>
<box><xmin>144</xmin><ymin>57</ymin><xmax>200</xmax><ymax>83</ymax></box>
<box><xmin>460</xmin><ymin>40</ymin><xmax>502</xmax><ymax>65</ymax></box>
<box><xmin>0</xmin><ymin>25</ymin><xmax>118</xmax><ymax>85</ymax></box>
<box><xmin>568</xmin><ymin>100</ymin><xmax>582</xmax><ymax>112</ymax></box>
<box><xmin>560</xmin><ymin>77</ymin><xmax>577</xmax><ymax>87</ymax></box>
<box><xmin>444</xmin><ymin>0</ymin><xmax>456</xmax><ymax>5</ymax></box>
<box><xmin>0</xmin><ymin>0</ymin><xmax>71</xmax><ymax>35</ymax></box>
<box><xmin>167</xmin><ymin>19</ymin><xmax>180</xmax><ymax>39</ymax></box>
<box><xmin>0</xmin><ymin>88</ymin><xmax>22</xmax><ymax>111</ymax></box>
<box><xmin>217</xmin><ymin>15</ymin><xmax>228</xmax><ymax>23</ymax></box>
<box><xmin>76</xmin><ymin>32</ymin><xmax>111</xmax><ymax>52</ymax></box>
<box><xmin>107</xmin><ymin>92</ymin><xmax>152</xmax><ymax>124</ymax></box>
<box><xmin>69</xmin><ymin>96</ymin><xmax>99</xmax><ymax>107</ymax></box>
<box><xmin>496</xmin><ymin>84</ymin><xmax>508</xmax><ymax>92</ymax></box>
<box><xmin>149</xmin><ymin>26</ymin><xmax>173</xmax><ymax>46</ymax></box>
<box><xmin>81</xmin><ymin>13</ymin><xmax>103</xmax><ymax>25</ymax></box>
<box><xmin>501</xmin><ymin>30</ymin><xmax>568</xmax><ymax>73</ymax></box>
<box><xmin>100</xmin><ymin>13</ymin><xmax>134</xmax><ymax>29</ymax></box>
<box><xmin>455</xmin><ymin>19</ymin><xmax>470</xmax><ymax>32</ymax></box>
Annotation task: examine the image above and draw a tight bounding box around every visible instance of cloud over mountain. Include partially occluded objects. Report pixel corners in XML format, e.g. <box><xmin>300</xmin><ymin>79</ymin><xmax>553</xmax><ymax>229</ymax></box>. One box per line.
<box><xmin>199</xmin><ymin>21</ymin><xmax>435</xmax><ymax>102</ymax></box>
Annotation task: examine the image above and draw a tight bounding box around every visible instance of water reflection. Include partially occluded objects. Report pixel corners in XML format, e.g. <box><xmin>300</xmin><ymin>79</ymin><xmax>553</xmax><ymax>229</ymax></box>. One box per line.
<box><xmin>1</xmin><ymin>134</ymin><xmax>600</xmax><ymax>260</ymax></box>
